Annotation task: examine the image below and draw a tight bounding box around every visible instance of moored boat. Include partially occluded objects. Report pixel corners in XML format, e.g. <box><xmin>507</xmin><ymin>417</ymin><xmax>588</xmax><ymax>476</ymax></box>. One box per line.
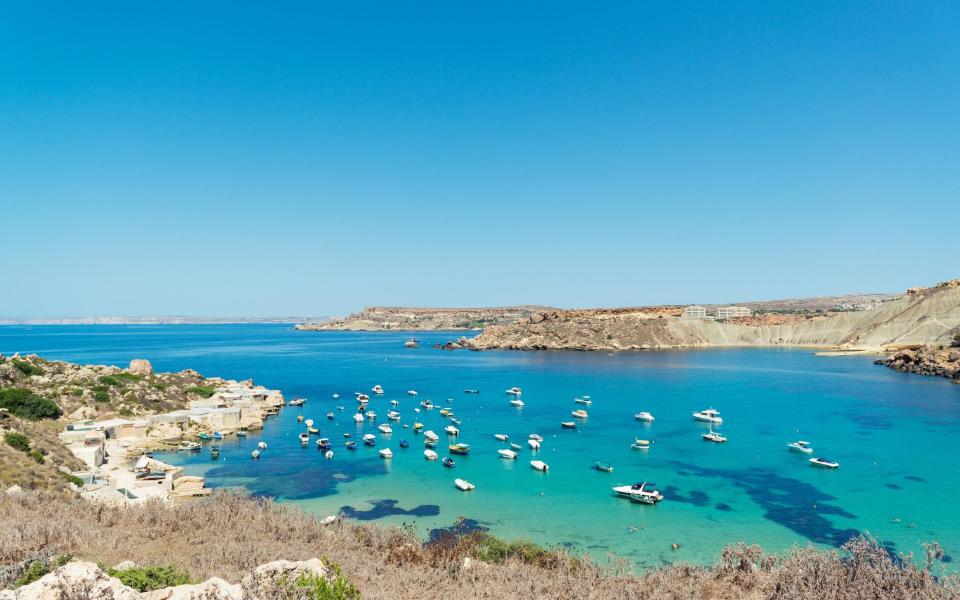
<box><xmin>788</xmin><ymin>440</ymin><xmax>813</xmax><ymax>454</ymax></box>
<box><xmin>258</xmin><ymin>441</ymin><xmax>268</xmax><ymax>450</ymax></box>
<box><xmin>424</xmin><ymin>430</ymin><xmax>439</xmax><ymax>442</ymax></box>
<box><xmin>613</xmin><ymin>482</ymin><xmax>663</xmax><ymax>504</ymax></box>
<box><xmin>326</xmin><ymin>412</ymin><xmax>335</xmax><ymax>420</ymax></box>
<box><xmin>509</xmin><ymin>398</ymin><xmax>525</xmax><ymax>407</ymax></box>
<box><xmin>379</xmin><ymin>448</ymin><xmax>393</xmax><ymax>459</ymax></box>
<box><xmin>178</xmin><ymin>441</ymin><xmax>202</xmax><ymax>451</ymax></box>
<box><xmin>692</xmin><ymin>408</ymin><xmax>723</xmax><ymax>424</ymax></box>
<box><xmin>571</xmin><ymin>409</ymin><xmax>588</xmax><ymax>418</ymax></box>
<box><xmin>530</xmin><ymin>460</ymin><xmax>549</xmax><ymax>472</ymax></box>
<box><xmin>299</xmin><ymin>433</ymin><xmax>310</xmax><ymax>444</ymax></box>
<box><xmin>210</xmin><ymin>446</ymin><xmax>220</xmax><ymax>459</ymax></box>
<box><xmin>506</xmin><ymin>387</ymin><xmax>522</xmax><ymax>395</ymax></box>
<box><xmin>197</xmin><ymin>432</ymin><xmax>213</xmax><ymax>441</ymax></box>
<box><xmin>444</xmin><ymin>425</ymin><xmax>459</xmax><ymax>436</ymax></box>
<box><xmin>702</xmin><ymin>431</ymin><xmax>727</xmax><ymax>443</ymax></box>
<box><xmin>594</xmin><ymin>461</ymin><xmax>613</xmax><ymax>473</ymax></box>
<box><xmin>634</xmin><ymin>411</ymin><xmax>655</xmax><ymax>422</ymax></box>
<box><xmin>529</xmin><ymin>434</ymin><xmax>544</xmax><ymax>442</ymax></box>
<box><xmin>561</xmin><ymin>421</ymin><xmax>576</xmax><ymax>429</ymax></box>
<box><xmin>631</xmin><ymin>438</ymin><xmax>652</xmax><ymax>450</ymax></box>
<box><xmin>378</xmin><ymin>423</ymin><xmax>393</xmax><ymax>434</ymax></box>
<box><xmin>810</xmin><ymin>457</ymin><xmax>839</xmax><ymax>469</ymax></box>
<box><xmin>399</xmin><ymin>439</ymin><xmax>409</xmax><ymax>448</ymax></box>
<box><xmin>324</xmin><ymin>450</ymin><xmax>334</xmax><ymax>459</ymax></box>
<box><xmin>528</xmin><ymin>439</ymin><xmax>541</xmax><ymax>450</ymax></box>
<box><xmin>424</xmin><ymin>449</ymin><xmax>439</xmax><ymax>460</ymax></box>
<box><xmin>494</xmin><ymin>433</ymin><xmax>509</xmax><ymax>442</ymax></box>
<box><xmin>442</xmin><ymin>457</ymin><xmax>456</xmax><ymax>468</ymax></box>
<box><xmin>449</xmin><ymin>443</ymin><xmax>471</xmax><ymax>455</ymax></box>
<box><xmin>345</xmin><ymin>441</ymin><xmax>358</xmax><ymax>450</ymax></box>
<box><xmin>363</xmin><ymin>434</ymin><xmax>376</xmax><ymax>446</ymax></box>
<box><xmin>251</xmin><ymin>450</ymin><xmax>260</xmax><ymax>459</ymax></box>
<box><xmin>307</xmin><ymin>427</ymin><xmax>319</xmax><ymax>435</ymax></box>
<box><xmin>387</xmin><ymin>410</ymin><xmax>401</xmax><ymax>421</ymax></box>
<box><xmin>353</xmin><ymin>413</ymin><xmax>364</xmax><ymax>423</ymax></box>
<box><xmin>498</xmin><ymin>448</ymin><xmax>518</xmax><ymax>459</ymax></box>
<box><xmin>455</xmin><ymin>478</ymin><xmax>475</xmax><ymax>491</ymax></box>
<box><xmin>317</xmin><ymin>438</ymin><xmax>332</xmax><ymax>450</ymax></box>
<box><xmin>574</xmin><ymin>397</ymin><xmax>592</xmax><ymax>405</ymax></box>
<box><xmin>407</xmin><ymin>390</ymin><xmax>418</xmax><ymax>396</ymax></box>
<box><xmin>366</xmin><ymin>411</ymin><xmax>377</xmax><ymax>421</ymax></box>
<box><xmin>289</xmin><ymin>398</ymin><xmax>305</xmax><ymax>406</ymax></box>
<box><xmin>372</xmin><ymin>385</ymin><xmax>384</xmax><ymax>395</ymax></box>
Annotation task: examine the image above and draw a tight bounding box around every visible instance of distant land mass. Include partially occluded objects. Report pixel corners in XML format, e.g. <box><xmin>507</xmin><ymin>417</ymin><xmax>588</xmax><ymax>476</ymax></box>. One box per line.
<box><xmin>294</xmin><ymin>306</ymin><xmax>550</xmax><ymax>331</ymax></box>
<box><xmin>0</xmin><ymin>316</ymin><xmax>326</xmax><ymax>325</ymax></box>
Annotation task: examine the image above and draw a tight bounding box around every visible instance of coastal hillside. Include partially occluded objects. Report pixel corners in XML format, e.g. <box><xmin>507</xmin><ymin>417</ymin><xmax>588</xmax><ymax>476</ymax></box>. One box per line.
<box><xmin>469</xmin><ymin>279</ymin><xmax>960</xmax><ymax>351</ymax></box>
<box><xmin>296</xmin><ymin>306</ymin><xmax>549</xmax><ymax>331</ymax></box>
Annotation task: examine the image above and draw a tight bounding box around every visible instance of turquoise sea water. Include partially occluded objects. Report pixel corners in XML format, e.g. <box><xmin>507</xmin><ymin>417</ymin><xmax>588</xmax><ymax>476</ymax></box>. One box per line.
<box><xmin>3</xmin><ymin>324</ymin><xmax>959</xmax><ymax>568</ymax></box>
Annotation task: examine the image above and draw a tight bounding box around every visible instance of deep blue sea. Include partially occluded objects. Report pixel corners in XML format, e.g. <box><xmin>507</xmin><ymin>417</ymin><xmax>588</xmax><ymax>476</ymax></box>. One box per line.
<box><xmin>3</xmin><ymin>324</ymin><xmax>959</xmax><ymax>568</ymax></box>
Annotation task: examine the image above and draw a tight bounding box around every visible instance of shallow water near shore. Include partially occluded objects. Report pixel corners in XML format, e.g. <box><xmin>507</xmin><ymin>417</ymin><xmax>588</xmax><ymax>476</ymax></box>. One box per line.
<box><xmin>3</xmin><ymin>324</ymin><xmax>959</xmax><ymax>569</ymax></box>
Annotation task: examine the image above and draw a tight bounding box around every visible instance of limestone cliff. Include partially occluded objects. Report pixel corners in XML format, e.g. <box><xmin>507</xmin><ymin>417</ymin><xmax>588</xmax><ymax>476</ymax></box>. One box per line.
<box><xmin>296</xmin><ymin>306</ymin><xmax>548</xmax><ymax>331</ymax></box>
<box><xmin>469</xmin><ymin>279</ymin><xmax>960</xmax><ymax>352</ymax></box>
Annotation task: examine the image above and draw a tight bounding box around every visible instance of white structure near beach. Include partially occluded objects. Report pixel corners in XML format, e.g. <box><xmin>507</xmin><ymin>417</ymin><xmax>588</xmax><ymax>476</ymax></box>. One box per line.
<box><xmin>684</xmin><ymin>305</ymin><xmax>707</xmax><ymax>318</ymax></box>
<box><xmin>717</xmin><ymin>306</ymin><xmax>752</xmax><ymax>319</ymax></box>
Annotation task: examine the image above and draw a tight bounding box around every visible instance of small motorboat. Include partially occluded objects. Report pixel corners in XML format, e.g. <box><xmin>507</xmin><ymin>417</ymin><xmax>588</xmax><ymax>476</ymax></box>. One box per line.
<box><xmin>289</xmin><ymin>398</ymin><xmax>305</xmax><ymax>406</ymax></box>
<box><xmin>390</xmin><ymin>399</ymin><xmax>399</xmax><ymax>406</ymax></box>
<box><xmin>258</xmin><ymin>441</ymin><xmax>268</xmax><ymax>450</ymax></box>
<box><xmin>413</xmin><ymin>422</ymin><xmax>424</xmax><ymax>431</ymax></box>
<box><xmin>332</xmin><ymin>393</ymin><xmax>340</xmax><ymax>400</ymax></box>
<box><xmin>420</xmin><ymin>400</ymin><xmax>434</xmax><ymax>409</ymax></box>
<box><xmin>510</xmin><ymin>442</ymin><xmax>522</xmax><ymax>451</ymax></box>
<box><xmin>299</xmin><ymin>433</ymin><xmax>310</xmax><ymax>444</ymax></box>
<box><xmin>529</xmin><ymin>434</ymin><xmax>544</xmax><ymax>442</ymax></box>
<box><xmin>424</xmin><ymin>449</ymin><xmax>439</xmax><ymax>460</ymax></box>
<box><xmin>572</xmin><ymin>409</ymin><xmax>589</xmax><ymax>419</ymax></box>
<box><xmin>356</xmin><ymin>393</ymin><xmax>370</xmax><ymax>402</ymax></box>
<box><xmin>363</xmin><ymin>434</ymin><xmax>376</xmax><ymax>446</ymax></box>
<box><xmin>399</xmin><ymin>439</ymin><xmax>409</xmax><ymax>448</ymax></box>
<box><xmin>810</xmin><ymin>457</ymin><xmax>839</xmax><ymax>469</ymax></box>
<box><xmin>372</xmin><ymin>385</ymin><xmax>384</xmax><ymax>395</ymax></box>
<box><xmin>324</xmin><ymin>450</ymin><xmax>334</xmax><ymax>459</ymax></box>
<box><xmin>305</xmin><ymin>419</ymin><xmax>314</xmax><ymax>428</ymax></box>
<box><xmin>449</xmin><ymin>417</ymin><xmax>461</xmax><ymax>425</ymax></box>
<box><xmin>326</xmin><ymin>412</ymin><xmax>335</xmax><ymax>420</ymax></box>
<box><xmin>506</xmin><ymin>387</ymin><xmax>523</xmax><ymax>395</ymax></box>
<box><xmin>449</xmin><ymin>443</ymin><xmax>471</xmax><ymax>455</ymax></box>
<box><xmin>366</xmin><ymin>411</ymin><xmax>377</xmax><ymax>421</ymax></box>
<box><xmin>439</xmin><ymin>408</ymin><xmax>453</xmax><ymax>416</ymax></box>
<box><xmin>297</xmin><ymin>415</ymin><xmax>305</xmax><ymax>422</ymax></box>
<box><xmin>494</xmin><ymin>433</ymin><xmax>509</xmax><ymax>442</ymax></box>
<box><xmin>343</xmin><ymin>433</ymin><xmax>351</xmax><ymax>438</ymax></box>
<box><xmin>378</xmin><ymin>424</ymin><xmax>393</xmax><ymax>434</ymax></box>
<box><xmin>561</xmin><ymin>421</ymin><xmax>576</xmax><ymax>429</ymax></box>
<box><xmin>210</xmin><ymin>446</ymin><xmax>220</xmax><ymax>459</ymax></box>
<box><xmin>498</xmin><ymin>449</ymin><xmax>518</xmax><ymax>459</ymax></box>
<box><xmin>528</xmin><ymin>439</ymin><xmax>541</xmax><ymax>450</ymax></box>
<box><xmin>407</xmin><ymin>390</ymin><xmax>418</xmax><ymax>396</ymax></box>
<box><xmin>455</xmin><ymin>478</ymin><xmax>475</xmax><ymax>491</ymax></box>
<box><xmin>213</xmin><ymin>431</ymin><xmax>225</xmax><ymax>440</ymax></box>
<box><xmin>405</xmin><ymin>338</ymin><xmax>419</xmax><ymax>348</ymax></box>
<box><xmin>692</xmin><ymin>408</ymin><xmax>723</xmax><ymax>424</ymax></box>
<box><xmin>464</xmin><ymin>389</ymin><xmax>480</xmax><ymax>394</ymax></box>
<box><xmin>442</xmin><ymin>457</ymin><xmax>456</xmax><ymax>468</ymax></box>
<box><xmin>530</xmin><ymin>460</ymin><xmax>549</xmax><ymax>472</ymax></box>
<box><xmin>236</xmin><ymin>430</ymin><xmax>248</xmax><ymax>437</ymax></box>
<box><xmin>251</xmin><ymin>450</ymin><xmax>260</xmax><ymax>459</ymax></box>
<box><xmin>345</xmin><ymin>441</ymin><xmax>357</xmax><ymax>450</ymax></box>
<box><xmin>787</xmin><ymin>440</ymin><xmax>814</xmax><ymax>454</ymax></box>
<box><xmin>178</xmin><ymin>442</ymin><xmax>201</xmax><ymax>452</ymax></box>
<box><xmin>379</xmin><ymin>448</ymin><xmax>393</xmax><ymax>459</ymax></box>
<box><xmin>424</xmin><ymin>430</ymin><xmax>439</xmax><ymax>442</ymax></box>
<box><xmin>317</xmin><ymin>438</ymin><xmax>332</xmax><ymax>450</ymax></box>
<box><xmin>338</xmin><ymin>406</ymin><xmax>345</xmax><ymax>411</ymax></box>
<box><xmin>574</xmin><ymin>397</ymin><xmax>592</xmax><ymax>405</ymax></box>
<box><xmin>424</xmin><ymin>438</ymin><xmax>437</xmax><ymax>448</ymax></box>
<box><xmin>702</xmin><ymin>431</ymin><xmax>727</xmax><ymax>443</ymax></box>
<box><xmin>444</xmin><ymin>425</ymin><xmax>459</xmax><ymax>436</ymax></box>
<box><xmin>631</xmin><ymin>438</ymin><xmax>652</xmax><ymax>450</ymax></box>
<box><xmin>307</xmin><ymin>427</ymin><xmax>320</xmax><ymax>435</ymax></box>
<box><xmin>197</xmin><ymin>432</ymin><xmax>213</xmax><ymax>441</ymax></box>
<box><xmin>510</xmin><ymin>398</ymin><xmax>525</xmax><ymax>407</ymax></box>
<box><xmin>613</xmin><ymin>482</ymin><xmax>663</xmax><ymax>504</ymax></box>
<box><xmin>353</xmin><ymin>413</ymin><xmax>364</xmax><ymax>423</ymax></box>
<box><xmin>635</xmin><ymin>411</ymin><xmax>655</xmax><ymax>422</ymax></box>
<box><xmin>594</xmin><ymin>461</ymin><xmax>613</xmax><ymax>473</ymax></box>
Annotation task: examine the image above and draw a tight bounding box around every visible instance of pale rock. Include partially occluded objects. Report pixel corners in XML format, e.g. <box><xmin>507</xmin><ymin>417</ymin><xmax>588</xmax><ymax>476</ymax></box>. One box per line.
<box><xmin>5</xmin><ymin>485</ymin><xmax>23</xmax><ymax>495</ymax></box>
<box><xmin>9</xmin><ymin>561</ymin><xmax>139</xmax><ymax>600</ymax></box>
<box><xmin>113</xmin><ymin>560</ymin><xmax>137</xmax><ymax>571</ymax></box>
<box><xmin>128</xmin><ymin>359</ymin><xmax>154</xmax><ymax>377</ymax></box>
<box><xmin>140</xmin><ymin>578</ymin><xmax>242</xmax><ymax>600</ymax></box>
<box><xmin>241</xmin><ymin>558</ymin><xmax>330</xmax><ymax>598</ymax></box>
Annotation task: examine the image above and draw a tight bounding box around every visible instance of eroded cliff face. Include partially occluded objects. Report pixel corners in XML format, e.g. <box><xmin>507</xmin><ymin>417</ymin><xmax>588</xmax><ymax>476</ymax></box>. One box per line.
<box><xmin>295</xmin><ymin>306</ymin><xmax>547</xmax><ymax>331</ymax></box>
<box><xmin>469</xmin><ymin>280</ymin><xmax>960</xmax><ymax>351</ymax></box>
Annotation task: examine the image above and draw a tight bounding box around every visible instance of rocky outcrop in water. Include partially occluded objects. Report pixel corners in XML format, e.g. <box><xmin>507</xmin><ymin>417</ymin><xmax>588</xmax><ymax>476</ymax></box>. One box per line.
<box><xmin>876</xmin><ymin>346</ymin><xmax>960</xmax><ymax>383</ymax></box>
<box><xmin>469</xmin><ymin>279</ymin><xmax>960</xmax><ymax>352</ymax></box>
<box><xmin>296</xmin><ymin>306</ymin><xmax>548</xmax><ymax>331</ymax></box>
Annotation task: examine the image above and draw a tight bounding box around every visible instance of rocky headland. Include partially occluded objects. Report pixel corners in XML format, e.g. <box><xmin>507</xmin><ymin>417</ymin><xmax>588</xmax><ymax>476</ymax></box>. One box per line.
<box><xmin>468</xmin><ymin>279</ymin><xmax>960</xmax><ymax>353</ymax></box>
<box><xmin>876</xmin><ymin>345</ymin><xmax>960</xmax><ymax>383</ymax></box>
<box><xmin>296</xmin><ymin>306</ymin><xmax>549</xmax><ymax>331</ymax></box>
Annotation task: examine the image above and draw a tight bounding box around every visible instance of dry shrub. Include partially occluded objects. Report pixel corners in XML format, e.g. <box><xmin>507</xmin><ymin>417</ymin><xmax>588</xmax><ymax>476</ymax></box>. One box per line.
<box><xmin>0</xmin><ymin>490</ymin><xmax>957</xmax><ymax>599</ymax></box>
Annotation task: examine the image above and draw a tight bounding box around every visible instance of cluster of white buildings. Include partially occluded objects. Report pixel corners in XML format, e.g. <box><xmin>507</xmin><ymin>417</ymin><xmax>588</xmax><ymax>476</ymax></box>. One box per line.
<box><xmin>683</xmin><ymin>305</ymin><xmax>752</xmax><ymax>320</ymax></box>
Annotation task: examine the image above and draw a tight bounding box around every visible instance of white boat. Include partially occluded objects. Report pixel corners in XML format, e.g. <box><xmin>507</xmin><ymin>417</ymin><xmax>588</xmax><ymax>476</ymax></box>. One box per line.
<box><xmin>529</xmin><ymin>434</ymin><xmax>544</xmax><ymax>442</ymax></box>
<box><xmin>574</xmin><ymin>397</ymin><xmax>592</xmax><ymax>405</ymax></box>
<box><xmin>454</xmin><ymin>478</ymin><xmax>475</xmax><ymax>491</ymax></box>
<box><xmin>494</xmin><ymin>433</ymin><xmax>509</xmax><ymax>442</ymax></box>
<box><xmin>506</xmin><ymin>387</ymin><xmax>523</xmax><ymax>395</ymax></box>
<box><xmin>251</xmin><ymin>450</ymin><xmax>260</xmax><ymax>459</ymax></box>
<box><xmin>498</xmin><ymin>449</ymin><xmax>518</xmax><ymax>459</ymax></box>
<box><xmin>372</xmin><ymin>385</ymin><xmax>384</xmax><ymax>395</ymax></box>
<box><xmin>530</xmin><ymin>460</ymin><xmax>549</xmax><ymax>472</ymax></box>
<box><xmin>178</xmin><ymin>441</ymin><xmax>201</xmax><ymax>451</ymax></box>
<box><xmin>362</xmin><ymin>433</ymin><xmax>376</xmax><ymax>443</ymax></box>
<box><xmin>788</xmin><ymin>440</ymin><xmax>814</xmax><ymax>454</ymax></box>
<box><xmin>379</xmin><ymin>448</ymin><xmax>393</xmax><ymax>459</ymax></box>
<box><xmin>387</xmin><ymin>410</ymin><xmax>401</xmax><ymax>420</ymax></box>
<box><xmin>424</xmin><ymin>449</ymin><xmax>439</xmax><ymax>460</ymax></box>
<box><xmin>289</xmin><ymin>398</ymin><xmax>305</xmax><ymax>406</ymax></box>
<box><xmin>304</xmin><ymin>419</ymin><xmax>314</xmax><ymax>428</ymax></box>
<box><xmin>444</xmin><ymin>425</ymin><xmax>459</xmax><ymax>436</ymax></box>
<box><xmin>449</xmin><ymin>417</ymin><xmax>461</xmax><ymax>425</ymax></box>
<box><xmin>571</xmin><ymin>409</ymin><xmax>588</xmax><ymax>418</ymax></box>
<box><xmin>635</xmin><ymin>411</ymin><xmax>655</xmax><ymax>422</ymax></box>
<box><xmin>631</xmin><ymin>438</ymin><xmax>652</xmax><ymax>450</ymax></box>
<box><xmin>702</xmin><ymin>431</ymin><xmax>727</xmax><ymax>443</ymax></box>
<box><xmin>424</xmin><ymin>430</ymin><xmax>439</xmax><ymax>442</ymax></box>
<box><xmin>510</xmin><ymin>443</ymin><xmax>522</xmax><ymax>451</ymax></box>
<box><xmin>258</xmin><ymin>441</ymin><xmax>268</xmax><ymax>450</ymax></box>
<box><xmin>613</xmin><ymin>482</ymin><xmax>664</xmax><ymax>504</ymax></box>
<box><xmin>332</xmin><ymin>393</ymin><xmax>340</xmax><ymax>400</ymax></box>
<box><xmin>510</xmin><ymin>398</ymin><xmax>525</xmax><ymax>407</ymax></box>
<box><xmin>810</xmin><ymin>457</ymin><xmax>839</xmax><ymax>469</ymax></box>
<box><xmin>325</xmin><ymin>450</ymin><xmax>334</xmax><ymax>459</ymax></box>
<box><xmin>353</xmin><ymin>413</ymin><xmax>364</xmax><ymax>423</ymax></box>
<box><xmin>297</xmin><ymin>415</ymin><xmax>304</xmax><ymax>422</ymax></box>
<box><xmin>528</xmin><ymin>439</ymin><xmax>541</xmax><ymax>450</ymax></box>
<box><xmin>366</xmin><ymin>411</ymin><xmax>377</xmax><ymax>420</ymax></box>
<box><xmin>692</xmin><ymin>408</ymin><xmax>723</xmax><ymax>424</ymax></box>
<box><xmin>390</xmin><ymin>399</ymin><xmax>399</xmax><ymax>406</ymax></box>
<box><xmin>407</xmin><ymin>390</ymin><xmax>418</xmax><ymax>396</ymax></box>
<box><xmin>420</xmin><ymin>400</ymin><xmax>434</xmax><ymax>409</ymax></box>
<box><xmin>356</xmin><ymin>393</ymin><xmax>369</xmax><ymax>402</ymax></box>
<box><xmin>298</xmin><ymin>433</ymin><xmax>310</xmax><ymax>444</ymax></box>
<box><xmin>378</xmin><ymin>424</ymin><xmax>392</xmax><ymax>434</ymax></box>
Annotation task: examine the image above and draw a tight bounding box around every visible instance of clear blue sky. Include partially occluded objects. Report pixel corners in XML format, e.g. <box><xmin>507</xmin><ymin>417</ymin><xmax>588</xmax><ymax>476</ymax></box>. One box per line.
<box><xmin>2</xmin><ymin>2</ymin><xmax>958</xmax><ymax>318</ymax></box>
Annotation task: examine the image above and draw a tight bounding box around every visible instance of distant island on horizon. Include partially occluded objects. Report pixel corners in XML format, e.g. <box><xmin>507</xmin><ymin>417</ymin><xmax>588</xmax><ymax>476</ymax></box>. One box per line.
<box><xmin>0</xmin><ymin>316</ymin><xmax>328</xmax><ymax>325</ymax></box>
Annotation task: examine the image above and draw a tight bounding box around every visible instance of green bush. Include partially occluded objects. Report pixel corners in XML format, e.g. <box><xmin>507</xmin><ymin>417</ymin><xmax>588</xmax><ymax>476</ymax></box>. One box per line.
<box><xmin>93</xmin><ymin>390</ymin><xmax>110</xmax><ymax>402</ymax></box>
<box><xmin>187</xmin><ymin>386</ymin><xmax>216</xmax><ymax>398</ymax></box>
<box><xmin>68</xmin><ymin>388</ymin><xmax>83</xmax><ymax>397</ymax></box>
<box><xmin>11</xmin><ymin>360</ymin><xmax>44</xmax><ymax>376</ymax></box>
<box><xmin>106</xmin><ymin>565</ymin><xmax>191</xmax><ymax>592</ymax></box>
<box><xmin>467</xmin><ymin>533</ymin><xmax>559</xmax><ymax>566</ymax></box>
<box><xmin>14</xmin><ymin>555</ymin><xmax>74</xmax><ymax>588</ymax></box>
<box><xmin>98</xmin><ymin>375</ymin><xmax>123</xmax><ymax>387</ymax></box>
<box><xmin>59</xmin><ymin>471</ymin><xmax>85</xmax><ymax>486</ymax></box>
<box><xmin>952</xmin><ymin>334</ymin><xmax>960</xmax><ymax>348</ymax></box>
<box><xmin>0</xmin><ymin>388</ymin><xmax>62</xmax><ymax>420</ymax></box>
<box><xmin>281</xmin><ymin>562</ymin><xmax>360</xmax><ymax>600</ymax></box>
<box><xmin>4</xmin><ymin>431</ymin><xmax>31</xmax><ymax>452</ymax></box>
<box><xmin>29</xmin><ymin>449</ymin><xmax>45</xmax><ymax>464</ymax></box>
<box><xmin>114</xmin><ymin>372</ymin><xmax>142</xmax><ymax>382</ymax></box>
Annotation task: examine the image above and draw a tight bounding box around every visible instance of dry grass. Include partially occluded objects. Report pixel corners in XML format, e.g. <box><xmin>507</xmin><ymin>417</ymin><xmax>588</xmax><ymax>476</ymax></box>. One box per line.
<box><xmin>1</xmin><ymin>490</ymin><xmax>957</xmax><ymax>599</ymax></box>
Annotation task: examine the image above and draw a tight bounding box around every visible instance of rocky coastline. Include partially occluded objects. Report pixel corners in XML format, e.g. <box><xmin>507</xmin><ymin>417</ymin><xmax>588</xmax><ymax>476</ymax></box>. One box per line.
<box><xmin>295</xmin><ymin>306</ymin><xmax>548</xmax><ymax>331</ymax></box>
<box><xmin>875</xmin><ymin>345</ymin><xmax>960</xmax><ymax>383</ymax></box>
